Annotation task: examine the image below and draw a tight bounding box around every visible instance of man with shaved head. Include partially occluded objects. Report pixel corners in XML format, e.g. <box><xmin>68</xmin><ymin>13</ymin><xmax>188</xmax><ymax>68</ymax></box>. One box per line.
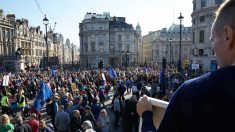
<box><xmin>137</xmin><ymin>0</ymin><xmax>235</xmax><ymax>132</ymax></box>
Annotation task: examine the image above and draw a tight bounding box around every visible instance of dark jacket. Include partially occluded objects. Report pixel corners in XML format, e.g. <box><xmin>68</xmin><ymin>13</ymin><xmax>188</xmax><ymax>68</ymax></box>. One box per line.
<box><xmin>141</xmin><ymin>111</ymin><xmax>157</xmax><ymax>132</ymax></box>
<box><xmin>82</xmin><ymin>111</ymin><xmax>96</xmax><ymax>127</ymax></box>
<box><xmin>14</xmin><ymin>123</ymin><xmax>32</xmax><ymax>132</ymax></box>
<box><xmin>70</xmin><ymin>116</ymin><xmax>82</xmax><ymax>132</ymax></box>
<box><xmin>39</xmin><ymin>127</ymin><xmax>54</xmax><ymax>132</ymax></box>
<box><xmin>158</xmin><ymin>66</ymin><xmax>235</xmax><ymax>132</ymax></box>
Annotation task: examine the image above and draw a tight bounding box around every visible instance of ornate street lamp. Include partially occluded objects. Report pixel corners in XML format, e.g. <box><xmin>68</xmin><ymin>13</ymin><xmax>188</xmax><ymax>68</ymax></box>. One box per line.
<box><xmin>178</xmin><ymin>13</ymin><xmax>184</xmax><ymax>71</ymax></box>
<box><xmin>169</xmin><ymin>38</ymin><xmax>172</xmax><ymax>63</ymax></box>
<box><xmin>43</xmin><ymin>15</ymin><xmax>49</xmax><ymax>68</ymax></box>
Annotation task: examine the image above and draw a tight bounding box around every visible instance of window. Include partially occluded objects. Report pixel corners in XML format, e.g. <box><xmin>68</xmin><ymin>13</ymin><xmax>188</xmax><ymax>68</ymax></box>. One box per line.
<box><xmin>199</xmin><ymin>30</ymin><xmax>205</xmax><ymax>43</ymax></box>
<box><xmin>110</xmin><ymin>35</ymin><xmax>114</xmax><ymax>41</ymax></box>
<box><xmin>98</xmin><ymin>35</ymin><xmax>103</xmax><ymax>41</ymax></box>
<box><xmin>215</xmin><ymin>0</ymin><xmax>223</xmax><ymax>5</ymax></box>
<box><xmin>193</xmin><ymin>18</ymin><xmax>196</xmax><ymax>24</ymax></box>
<box><xmin>118</xmin><ymin>43</ymin><xmax>122</xmax><ymax>51</ymax></box>
<box><xmin>200</xmin><ymin>16</ymin><xmax>205</xmax><ymax>22</ymax></box>
<box><xmin>126</xmin><ymin>35</ymin><xmax>130</xmax><ymax>41</ymax></box>
<box><xmin>85</xmin><ymin>43</ymin><xmax>88</xmax><ymax>52</ymax></box>
<box><xmin>0</xmin><ymin>29</ymin><xmax>1</xmax><ymax>41</ymax></box>
<box><xmin>91</xmin><ymin>42</ymin><xmax>95</xmax><ymax>52</ymax></box>
<box><xmin>118</xmin><ymin>35</ymin><xmax>122</xmax><ymax>41</ymax></box>
<box><xmin>126</xmin><ymin>45</ymin><xmax>130</xmax><ymax>52</ymax></box>
<box><xmin>193</xmin><ymin>32</ymin><xmax>195</xmax><ymax>44</ymax></box>
<box><xmin>99</xmin><ymin>43</ymin><xmax>104</xmax><ymax>52</ymax></box>
<box><xmin>199</xmin><ymin>49</ymin><xmax>204</xmax><ymax>56</ymax></box>
<box><xmin>201</xmin><ymin>0</ymin><xmax>206</xmax><ymax>8</ymax></box>
<box><xmin>193</xmin><ymin>2</ymin><xmax>196</xmax><ymax>11</ymax></box>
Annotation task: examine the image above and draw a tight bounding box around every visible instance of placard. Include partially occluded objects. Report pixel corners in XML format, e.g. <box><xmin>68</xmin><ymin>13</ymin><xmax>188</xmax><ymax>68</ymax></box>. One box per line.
<box><xmin>3</xmin><ymin>75</ymin><xmax>10</xmax><ymax>86</ymax></box>
<box><xmin>71</xmin><ymin>83</ymin><xmax>77</xmax><ymax>91</ymax></box>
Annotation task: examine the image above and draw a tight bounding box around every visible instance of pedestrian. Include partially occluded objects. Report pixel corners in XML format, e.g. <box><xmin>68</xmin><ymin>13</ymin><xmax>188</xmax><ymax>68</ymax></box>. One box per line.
<box><xmin>55</xmin><ymin>105</ymin><xmax>70</xmax><ymax>132</ymax></box>
<box><xmin>82</xmin><ymin>120</ymin><xmax>95</xmax><ymax>132</ymax></box>
<box><xmin>96</xmin><ymin>109</ymin><xmax>110</xmax><ymax>132</ymax></box>
<box><xmin>1</xmin><ymin>90</ymin><xmax>10</xmax><ymax>115</ymax></box>
<box><xmin>126</xmin><ymin>95</ymin><xmax>139</xmax><ymax>132</ymax></box>
<box><xmin>137</xmin><ymin>1</ymin><xmax>235</xmax><ymax>132</ymax></box>
<box><xmin>70</xmin><ymin>110</ymin><xmax>82</xmax><ymax>132</ymax></box>
<box><xmin>0</xmin><ymin>114</ymin><xmax>14</xmax><ymax>132</ymax></box>
<box><xmin>81</xmin><ymin>106</ymin><xmax>96</xmax><ymax>128</ymax></box>
<box><xmin>27</xmin><ymin>113</ymin><xmax>39</xmax><ymax>132</ymax></box>
<box><xmin>14</xmin><ymin>115</ymin><xmax>32</xmax><ymax>132</ymax></box>
<box><xmin>16</xmin><ymin>90</ymin><xmax>26</xmax><ymax>113</ymax></box>
<box><xmin>38</xmin><ymin>120</ymin><xmax>53</xmax><ymax>132</ymax></box>
<box><xmin>113</xmin><ymin>94</ymin><xmax>121</xmax><ymax>127</ymax></box>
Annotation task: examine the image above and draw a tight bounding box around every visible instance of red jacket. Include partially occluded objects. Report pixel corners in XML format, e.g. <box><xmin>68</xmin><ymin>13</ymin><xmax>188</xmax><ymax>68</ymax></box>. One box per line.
<box><xmin>27</xmin><ymin>119</ymin><xmax>39</xmax><ymax>132</ymax></box>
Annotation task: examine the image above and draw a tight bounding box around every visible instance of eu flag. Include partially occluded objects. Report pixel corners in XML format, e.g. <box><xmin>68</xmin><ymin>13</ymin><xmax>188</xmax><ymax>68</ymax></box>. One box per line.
<box><xmin>34</xmin><ymin>81</ymin><xmax>53</xmax><ymax>111</ymax></box>
<box><xmin>108</xmin><ymin>66</ymin><xmax>117</xmax><ymax>79</ymax></box>
<box><xmin>51</xmin><ymin>68</ymin><xmax>58</xmax><ymax>77</ymax></box>
<box><xmin>160</xmin><ymin>70</ymin><xmax>165</xmax><ymax>84</ymax></box>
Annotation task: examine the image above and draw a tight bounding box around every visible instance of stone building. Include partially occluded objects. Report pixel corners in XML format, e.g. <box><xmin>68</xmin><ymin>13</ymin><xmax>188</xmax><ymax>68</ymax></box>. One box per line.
<box><xmin>191</xmin><ymin>0</ymin><xmax>223</xmax><ymax>71</ymax></box>
<box><xmin>0</xmin><ymin>10</ymin><xmax>16</xmax><ymax>71</ymax></box>
<box><xmin>143</xmin><ymin>24</ymin><xmax>192</xmax><ymax>64</ymax></box>
<box><xmin>79</xmin><ymin>12</ymin><xmax>140</xmax><ymax>68</ymax></box>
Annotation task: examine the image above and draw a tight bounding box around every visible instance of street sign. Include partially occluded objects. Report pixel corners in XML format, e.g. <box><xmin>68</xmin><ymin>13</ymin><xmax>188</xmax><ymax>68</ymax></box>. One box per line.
<box><xmin>192</xmin><ymin>64</ymin><xmax>199</xmax><ymax>70</ymax></box>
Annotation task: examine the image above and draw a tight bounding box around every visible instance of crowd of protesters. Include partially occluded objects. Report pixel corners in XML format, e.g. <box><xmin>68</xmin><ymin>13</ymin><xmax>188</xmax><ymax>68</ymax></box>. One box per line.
<box><xmin>0</xmin><ymin>63</ymin><xmax>202</xmax><ymax>132</ymax></box>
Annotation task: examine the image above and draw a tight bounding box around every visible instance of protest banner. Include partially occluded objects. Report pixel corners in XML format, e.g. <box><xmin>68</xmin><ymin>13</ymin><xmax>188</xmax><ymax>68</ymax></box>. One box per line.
<box><xmin>2</xmin><ymin>75</ymin><xmax>10</xmax><ymax>86</ymax></box>
<box><xmin>71</xmin><ymin>83</ymin><xmax>77</xmax><ymax>91</ymax></box>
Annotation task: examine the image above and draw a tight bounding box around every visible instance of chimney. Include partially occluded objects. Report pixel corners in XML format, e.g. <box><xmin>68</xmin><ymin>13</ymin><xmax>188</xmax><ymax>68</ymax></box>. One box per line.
<box><xmin>0</xmin><ymin>9</ymin><xmax>3</xmax><ymax>18</ymax></box>
<box><xmin>6</xmin><ymin>14</ymin><xmax>16</xmax><ymax>24</ymax></box>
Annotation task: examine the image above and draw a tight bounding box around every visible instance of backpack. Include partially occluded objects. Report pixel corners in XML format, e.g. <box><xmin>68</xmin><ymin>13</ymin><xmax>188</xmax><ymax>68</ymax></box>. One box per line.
<box><xmin>46</xmin><ymin>102</ymin><xmax>54</xmax><ymax>116</ymax></box>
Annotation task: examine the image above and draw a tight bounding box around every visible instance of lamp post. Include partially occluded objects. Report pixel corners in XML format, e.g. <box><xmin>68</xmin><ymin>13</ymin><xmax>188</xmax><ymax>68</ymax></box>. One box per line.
<box><xmin>178</xmin><ymin>13</ymin><xmax>184</xmax><ymax>71</ymax></box>
<box><xmin>71</xmin><ymin>44</ymin><xmax>74</xmax><ymax>68</ymax></box>
<box><xmin>169</xmin><ymin>38</ymin><xmax>172</xmax><ymax>63</ymax></box>
<box><xmin>123</xmin><ymin>51</ymin><xmax>130</xmax><ymax>68</ymax></box>
<box><xmin>43</xmin><ymin>15</ymin><xmax>49</xmax><ymax>68</ymax></box>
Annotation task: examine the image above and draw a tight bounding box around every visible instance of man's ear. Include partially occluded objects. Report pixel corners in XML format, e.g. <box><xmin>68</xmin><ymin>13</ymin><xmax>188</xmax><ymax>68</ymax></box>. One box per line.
<box><xmin>223</xmin><ymin>25</ymin><xmax>235</xmax><ymax>49</ymax></box>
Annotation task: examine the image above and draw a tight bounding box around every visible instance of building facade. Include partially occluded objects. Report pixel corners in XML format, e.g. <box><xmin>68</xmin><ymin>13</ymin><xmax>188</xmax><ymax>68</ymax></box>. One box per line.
<box><xmin>191</xmin><ymin>0</ymin><xmax>223</xmax><ymax>72</ymax></box>
<box><xmin>143</xmin><ymin>24</ymin><xmax>192</xmax><ymax>64</ymax></box>
<box><xmin>79</xmin><ymin>12</ymin><xmax>140</xmax><ymax>68</ymax></box>
<box><xmin>0</xmin><ymin>9</ymin><xmax>76</xmax><ymax>71</ymax></box>
<box><xmin>0</xmin><ymin>11</ymin><xmax>16</xmax><ymax>71</ymax></box>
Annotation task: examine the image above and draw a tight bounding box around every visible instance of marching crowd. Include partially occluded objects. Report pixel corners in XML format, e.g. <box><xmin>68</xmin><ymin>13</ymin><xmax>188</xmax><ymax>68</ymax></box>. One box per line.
<box><xmin>0</xmin><ymin>64</ymin><xmax>201</xmax><ymax>132</ymax></box>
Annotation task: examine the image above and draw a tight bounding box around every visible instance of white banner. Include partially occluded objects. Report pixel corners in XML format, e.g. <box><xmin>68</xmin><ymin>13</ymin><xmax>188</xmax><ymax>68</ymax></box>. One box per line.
<box><xmin>3</xmin><ymin>75</ymin><xmax>10</xmax><ymax>86</ymax></box>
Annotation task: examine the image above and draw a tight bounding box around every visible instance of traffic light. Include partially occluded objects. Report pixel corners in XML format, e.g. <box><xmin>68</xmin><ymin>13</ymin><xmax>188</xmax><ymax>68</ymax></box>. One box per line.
<box><xmin>101</xmin><ymin>60</ymin><xmax>104</xmax><ymax>68</ymax></box>
<box><xmin>98</xmin><ymin>60</ymin><xmax>105</xmax><ymax>69</ymax></box>
<box><xmin>162</xmin><ymin>57</ymin><xmax>166</xmax><ymax>70</ymax></box>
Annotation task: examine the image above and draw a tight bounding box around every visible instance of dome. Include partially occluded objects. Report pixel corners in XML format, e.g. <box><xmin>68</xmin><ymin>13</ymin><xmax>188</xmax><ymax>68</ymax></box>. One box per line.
<box><xmin>168</xmin><ymin>23</ymin><xmax>180</xmax><ymax>33</ymax></box>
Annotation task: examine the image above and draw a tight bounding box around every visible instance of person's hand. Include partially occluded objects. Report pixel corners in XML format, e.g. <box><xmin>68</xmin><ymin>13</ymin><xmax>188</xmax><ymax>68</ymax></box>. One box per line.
<box><xmin>136</xmin><ymin>95</ymin><xmax>152</xmax><ymax>117</ymax></box>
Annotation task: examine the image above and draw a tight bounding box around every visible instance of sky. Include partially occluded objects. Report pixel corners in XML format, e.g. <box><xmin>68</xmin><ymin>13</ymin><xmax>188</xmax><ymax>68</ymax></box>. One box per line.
<box><xmin>0</xmin><ymin>0</ymin><xmax>192</xmax><ymax>46</ymax></box>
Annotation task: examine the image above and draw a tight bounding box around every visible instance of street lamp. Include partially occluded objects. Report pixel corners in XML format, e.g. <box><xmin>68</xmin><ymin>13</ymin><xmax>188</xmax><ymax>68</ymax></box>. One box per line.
<box><xmin>43</xmin><ymin>15</ymin><xmax>49</xmax><ymax>68</ymax></box>
<box><xmin>122</xmin><ymin>51</ymin><xmax>130</xmax><ymax>67</ymax></box>
<box><xmin>178</xmin><ymin>12</ymin><xmax>184</xmax><ymax>71</ymax></box>
<box><xmin>169</xmin><ymin>38</ymin><xmax>172</xmax><ymax>63</ymax></box>
<box><xmin>71</xmin><ymin>44</ymin><xmax>74</xmax><ymax>67</ymax></box>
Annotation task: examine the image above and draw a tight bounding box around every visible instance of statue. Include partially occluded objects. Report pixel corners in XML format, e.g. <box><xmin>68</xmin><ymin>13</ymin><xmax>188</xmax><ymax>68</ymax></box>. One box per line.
<box><xmin>16</xmin><ymin>48</ymin><xmax>23</xmax><ymax>60</ymax></box>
